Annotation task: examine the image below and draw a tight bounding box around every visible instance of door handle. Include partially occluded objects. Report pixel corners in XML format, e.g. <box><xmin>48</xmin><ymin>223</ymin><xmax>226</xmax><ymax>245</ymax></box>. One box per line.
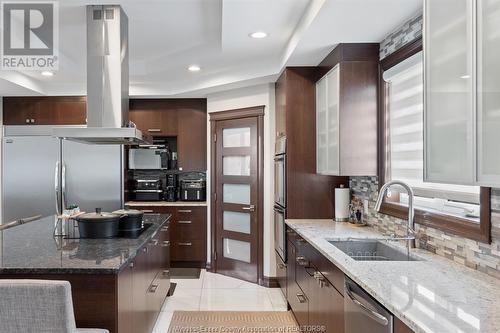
<box><xmin>345</xmin><ymin>285</ymin><xmax>389</xmax><ymax>326</ymax></box>
<box><xmin>242</xmin><ymin>205</ymin><xmax>255</xmax><ymax>212</ymax></box>
<box><xmin>54</xmin><ymin>161</ymin><xmax>61</xmax><ymax>215</ymax></box>
<box><xmin>61</xmin><ymin>163</ymin><xmax>67</xmax><ymax>210</ymax></box>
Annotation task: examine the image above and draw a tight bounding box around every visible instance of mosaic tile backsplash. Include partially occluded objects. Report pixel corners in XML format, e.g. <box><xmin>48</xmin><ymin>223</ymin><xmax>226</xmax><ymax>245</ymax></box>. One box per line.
<box><xmin>350</xmin><ymin>177</ymin><xmax>500</xmax><ymax>279</ymax></box>
<box><xmin>379</xmin><ymin>13</ymin><xmax>422</xmax><ymax>59</ymax></box>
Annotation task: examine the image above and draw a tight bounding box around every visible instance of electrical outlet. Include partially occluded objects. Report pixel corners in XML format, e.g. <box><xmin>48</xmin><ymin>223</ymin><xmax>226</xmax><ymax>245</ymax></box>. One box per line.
<box><xmin>364</xmin><ymin>199</ymin><xmax>369</xmax><ymax>214</ymax></box>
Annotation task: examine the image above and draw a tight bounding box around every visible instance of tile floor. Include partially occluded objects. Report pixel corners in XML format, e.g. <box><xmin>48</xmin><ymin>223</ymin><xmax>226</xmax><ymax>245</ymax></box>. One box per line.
<box><xmin>152</xmin><ymin>270</ymin><xmax>288</xmax><ymax>332</ymax></box>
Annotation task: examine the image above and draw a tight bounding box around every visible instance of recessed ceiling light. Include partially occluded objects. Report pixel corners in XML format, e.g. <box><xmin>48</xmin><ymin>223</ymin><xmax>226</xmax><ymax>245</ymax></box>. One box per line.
<box><xmin>249</xmin><ymin>31</ymin><xmax>268</xmax><ymax>39</ymax></box>
<box><xmin>41</xmin><ymin>71</ymin><xmax>54</xmax><ymax>77</ymax></box>
<box><xmin>188</xmin><ymin>65</ymin><xmax>201</xmax><ymax>72</ymax></box>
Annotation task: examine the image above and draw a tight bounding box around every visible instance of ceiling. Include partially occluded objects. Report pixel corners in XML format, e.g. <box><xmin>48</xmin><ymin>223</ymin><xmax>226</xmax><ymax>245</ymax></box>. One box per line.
<box><xmin>0</xmin><ymin>0</ymin><xmax>422</xmax><ymax>97</ymax></box>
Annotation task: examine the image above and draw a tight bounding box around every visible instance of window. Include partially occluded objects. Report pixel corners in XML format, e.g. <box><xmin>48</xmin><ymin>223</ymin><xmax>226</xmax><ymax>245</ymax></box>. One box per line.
<box><xmin>379</xmin><ymin>38</ymin><xmax>491</xmax><ymax>243</ymax></box>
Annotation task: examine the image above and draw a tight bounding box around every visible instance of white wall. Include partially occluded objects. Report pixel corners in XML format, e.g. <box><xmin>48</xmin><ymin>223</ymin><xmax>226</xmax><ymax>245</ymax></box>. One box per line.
<box><xmin>206</xmin><ymin>83</ymin><xmax>276</xmax><ymax>278</ymax></box>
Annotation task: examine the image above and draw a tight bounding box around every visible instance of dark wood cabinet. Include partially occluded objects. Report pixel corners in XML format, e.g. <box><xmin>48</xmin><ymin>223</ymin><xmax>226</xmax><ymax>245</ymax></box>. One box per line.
<box><xmin>3</xmin><ymin>96</ymin><xmax>87</xmax><ymax>125</ymax></box>
<box><xmin>275</xmin><ymin>252</ymin><xmax>287</xmax><ymax>300</ymax></box>
<box><xmin>129</xmin><ymin>99</ymin><xmax>207</xmax><ymax>171</ymax></box>
<box><xmin>275</xmin><ymin>68</ymin><xmax>349</xmax><ymax>219</ymax></box>
<box><xmin>395</xmin><ymin>318</ymin><xmax>416</xmax><ymax>333</ymax></box>
<box><xmin>130</xmin><ymin>205</ymin><xmax>207</xmax><ymax>268</ymax></box>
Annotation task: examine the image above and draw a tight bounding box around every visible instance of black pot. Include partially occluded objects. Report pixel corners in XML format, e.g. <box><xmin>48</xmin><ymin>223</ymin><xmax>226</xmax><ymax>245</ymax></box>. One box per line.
<box><xmin>76</xmin><ymin>208</ymin><xmax>121</xmax><ymax>238</ymax></box>
<box><xmin>113</xmin><ymin>209</ymin><xmax>144</xmax><ymax>231</ymax></box>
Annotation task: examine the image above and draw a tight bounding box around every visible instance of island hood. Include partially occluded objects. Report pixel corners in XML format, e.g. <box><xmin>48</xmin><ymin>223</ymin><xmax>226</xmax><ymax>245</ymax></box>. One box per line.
<box><xmin>53</xmin><ymin>5</ymin><xmax>152</xmax><ymax>145</ymax></box>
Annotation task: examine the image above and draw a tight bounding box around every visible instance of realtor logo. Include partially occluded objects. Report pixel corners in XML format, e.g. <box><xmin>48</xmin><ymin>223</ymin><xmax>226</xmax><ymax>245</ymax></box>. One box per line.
<box><xmin>1</xmin><ymin>1</ymin><xmax>58</xmax><ymax>70</ymax></box>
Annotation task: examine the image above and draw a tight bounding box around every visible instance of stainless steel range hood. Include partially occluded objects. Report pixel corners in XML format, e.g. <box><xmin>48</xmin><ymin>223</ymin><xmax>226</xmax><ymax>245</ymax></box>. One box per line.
<box><xmin>53</xmin><ymin>5</ymin><xmax>152</xmax><ymax>145</ymax></box>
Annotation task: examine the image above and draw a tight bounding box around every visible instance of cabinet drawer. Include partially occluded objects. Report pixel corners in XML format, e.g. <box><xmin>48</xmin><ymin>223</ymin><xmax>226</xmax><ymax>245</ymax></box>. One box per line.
<box><xmin>176</xmin><ymin>206</ymin><xmax>206</xmax><ymax>220</ymax></box>
<box><xmin>170</xmin><ymin>220</ymin><xmax>206</xmax><ymax>241</ymax></box>
<box><xmin>288</xmin><ymin>280</ymin><xmax>308</xmax><ymax>327</ymax></box>
<box><xmin>171</xmin><ymin>239</ymin><xmax>206</xmax><ymax>262</ymax></box>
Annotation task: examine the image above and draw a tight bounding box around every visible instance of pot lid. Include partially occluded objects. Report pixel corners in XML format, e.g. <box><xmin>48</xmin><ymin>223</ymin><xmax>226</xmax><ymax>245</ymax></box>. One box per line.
<box><xmin>77</xmin><ymin>208</ymin><xmax>120</xmax><ymax>221</ymax></box>
<box><xmin>113</xmin><ymin>209</ymin><xmax>144</xmax><ymax>217</ymax></box>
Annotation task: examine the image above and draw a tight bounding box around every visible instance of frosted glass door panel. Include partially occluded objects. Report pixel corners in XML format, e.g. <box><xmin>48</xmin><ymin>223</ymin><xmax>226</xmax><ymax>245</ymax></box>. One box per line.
<box><xmin>424</xmin><ymin>0</ymin><xmax>475</xmax><ymax>184</ymax></box>
<box><xmin>316</xmin><ymin>76</ymin><xmax>327</xmax><ymax>174</ymax></box>
<box><xmin>477</xmin><ymin>0</ymin><xmax>500</xmax><ymax>186</ymax></box>
<box><xmin>223</xmin><ymin>211</ymin><xmax>251</xmax><ymax>234</ymax></box>
<box><xmin>223</xmin><ymin>155</ymin><xmax>250</xmax><ymax>176</ymax></box>
<box><xmin>223</xmin><ymin>127</ymin><xmax>251</xmax><ymax>148</ymax></box>
<box><xmin>223</xmin><ymin>238</ymin><xmax>251</xmax><ymax>263</ymax></box>
<box><xmin>223</xmin><ymin>184</ymin><xmax>250</xmax><ymax>204</ymax></box>
<box><xmin>326</xmin><ymin>66</ymin><xmax>340</xmax><ymax>175</ymax></box>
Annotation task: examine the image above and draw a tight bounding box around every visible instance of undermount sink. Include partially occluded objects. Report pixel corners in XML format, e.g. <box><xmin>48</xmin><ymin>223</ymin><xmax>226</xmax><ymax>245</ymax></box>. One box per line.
<box><xmin>329</xmin><ymin>240</ymin><xmax>420</xmax><ymax>261</ymax></box>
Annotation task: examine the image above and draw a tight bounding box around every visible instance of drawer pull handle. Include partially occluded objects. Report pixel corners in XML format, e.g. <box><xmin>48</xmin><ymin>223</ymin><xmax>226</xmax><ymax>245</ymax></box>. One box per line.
<box><xmin>178</xmin><ymin>209</ymin><xmax>192</xmax><ymax>213</ymax></box>
<box><xmin>296</xmin><ymin>256</ymin><xmax>309</xmax><ymax>266</ymax></box>
<box><xmin>296</xmin><ymin>293</ymin><xmax>307</xmax><ymax>304</ymax></box>
<box><xmin>162</xmin><ymin>270</ymin><xmax>170</xmax><ymax>277</ymax></box>
<box><xmin>148</xmin><ymin>129</ymin><xmax>161</xmax><ymax>133</ymax></box>
<box><xmin>162</xmin><ymin>240</ymin><xmax>170</xmax><ymax>247</ymax></box>
<box><xmin>149</xmin><ymin>284</ymin><xmax>159</xmax><ymax>293</ymax></box>
<box><xmin>178</xmin><ymin>242</ymin><xmax>192</xmax><ymax>246</ymax></box>
<box><xmin>313</xmin><ymin>271</ymin><xmax>328</xmax><ymax>288</ymax></box>
<box><xmin>161</xmin><ymin>226</ymin><xmax>169</xmax><ymax>232</ymax></box>
<box><xmin>129</xmin><ymin>262</ymin><xmax>134</xmax><ymax>268</ymax></box>
<box><xmin>178</xmin><ymin>220</ymin><xmax>192</xmax><ymax>224</ymax></box>
<box><xmin>149</xmin><ymin>239</ymin><xmax>159</xmax><ymax>246</ymax></box>
<box><xmin>141</xmin><ymin>209</ymin><xmax>154</xmax><ymax>213</ymax></box>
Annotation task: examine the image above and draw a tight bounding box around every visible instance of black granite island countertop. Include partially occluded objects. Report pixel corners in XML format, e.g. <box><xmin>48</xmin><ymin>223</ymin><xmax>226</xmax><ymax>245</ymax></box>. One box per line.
<box><xmin>0</xmin><ymin>214</ymin><xmax>171</xmax><ymax>275</ymax></box>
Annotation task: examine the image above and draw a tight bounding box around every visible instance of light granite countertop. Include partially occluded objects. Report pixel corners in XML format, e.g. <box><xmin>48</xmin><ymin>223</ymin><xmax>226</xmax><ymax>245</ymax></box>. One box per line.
<box><xmin>125</xmin><ymin>201</ymin><xmax>207</xmax><ymax>207</ymax></box>
<box><xmin>286</xmin><ymin>219</ymin><xmax>500</xmax><ymax>333</ymax></box>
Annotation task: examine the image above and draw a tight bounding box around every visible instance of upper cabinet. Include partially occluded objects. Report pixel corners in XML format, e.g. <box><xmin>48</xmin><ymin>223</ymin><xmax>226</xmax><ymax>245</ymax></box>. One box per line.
<box><xmin>477</xmin><ymin>0</ymin><xmax>500</xmax><ymax>186</ymax></box>
<box><xmin>3</xmin><ymin>97</ymin><xmax>87</xmax><ymax>125</ymax></box>
<box><xmin>129</xmin><ymin>99</ymin><xmax>207</xmax><ymax>171</ymax></box>
<box><xmin>315</xmin><ymin>44</ymin><xmax>379</xmax><ymax>176</ymax></box>
<box><xmin>424</xmin><ymin>0</ymin><xmax>500</xmax><ymax>187</ymax></box>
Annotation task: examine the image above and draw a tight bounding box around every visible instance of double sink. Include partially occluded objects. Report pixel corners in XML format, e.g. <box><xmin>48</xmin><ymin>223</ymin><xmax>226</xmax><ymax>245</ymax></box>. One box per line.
<box><xmin>329</xmin><ymin>240</ymin><xmax>421</xmax><ymax>261</ymax></box>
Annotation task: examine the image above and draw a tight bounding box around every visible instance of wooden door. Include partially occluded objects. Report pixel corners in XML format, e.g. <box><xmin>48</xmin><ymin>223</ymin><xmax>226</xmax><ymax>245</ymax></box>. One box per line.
<box><xmin>213</xmin><ymin>115</ymin><xmax>261</xmax><ymax>283</ymax></box>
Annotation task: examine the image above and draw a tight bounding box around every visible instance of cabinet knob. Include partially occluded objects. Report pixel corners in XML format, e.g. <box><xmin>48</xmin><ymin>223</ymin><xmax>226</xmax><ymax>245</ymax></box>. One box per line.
<box><xmin>31</xmin><ymin>119</ymin><xmax>35</xmax><ymax>123</ymax></box>
<box><xmin>149</xmin><ymin>239</ymin><xmax>159</xmax><ymax>246</ymax></box>
<box><xmin>25</xmin><ymin>119</ymin><xmax>30</xmax><ymax>123</ymax></box>
<box><xmin>129</xmin><ymin>262</ymin><xmax>134</xmax><ymax>268</ymax></box>
<box><xmin>161</xmin><ymin>240</ymin><xmax>170</xmax><ymax>247</ymax></box>
<box><xmin>143</xmin><ymin>247</ymin><xmax>148</xmax><ymax>253</ymax></box>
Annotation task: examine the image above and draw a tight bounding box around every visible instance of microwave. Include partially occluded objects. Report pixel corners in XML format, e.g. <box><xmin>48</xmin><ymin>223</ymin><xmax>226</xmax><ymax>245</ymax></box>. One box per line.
<box><xmin>129</xmin><ymin>148</ymin><xmax>170</xmax><ymax>170</ymax></box>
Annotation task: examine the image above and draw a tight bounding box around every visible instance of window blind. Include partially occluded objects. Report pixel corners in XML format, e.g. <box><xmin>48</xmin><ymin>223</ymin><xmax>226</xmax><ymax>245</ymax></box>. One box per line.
<box><xmin>384</xmin><ymin>51</ymin><xmax>479</xmax><ymax>204</ymax></box>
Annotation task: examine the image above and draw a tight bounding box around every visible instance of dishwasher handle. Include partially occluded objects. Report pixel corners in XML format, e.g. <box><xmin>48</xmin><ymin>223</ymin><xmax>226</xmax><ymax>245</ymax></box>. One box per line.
<box><xmin>345</xmin><ymin>285</ymin><xmax>389</xmax><ymax>326</ymax></box>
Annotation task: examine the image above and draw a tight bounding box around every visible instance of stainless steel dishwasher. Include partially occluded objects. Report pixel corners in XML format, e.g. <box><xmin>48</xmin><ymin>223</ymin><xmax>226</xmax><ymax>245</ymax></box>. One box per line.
<box><xmin>345</xmin><ymin>277</ymin><xmax>393</xmax><ymax>333</ymax></box>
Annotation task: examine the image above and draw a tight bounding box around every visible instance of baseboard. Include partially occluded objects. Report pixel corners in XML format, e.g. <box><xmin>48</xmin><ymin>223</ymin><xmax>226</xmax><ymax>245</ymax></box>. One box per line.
<box><xmin>171</xmin><ymin>261</ymin><xmax>206</xmax><ymax>269</ymax></box>
<box><xmin>260</xmin><ymin>276</ymin><xmax>280</xmax><ymax>288</ymax></box>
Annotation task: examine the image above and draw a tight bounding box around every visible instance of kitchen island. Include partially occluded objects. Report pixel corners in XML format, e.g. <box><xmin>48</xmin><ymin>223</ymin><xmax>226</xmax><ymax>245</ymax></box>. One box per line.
<box><xmin>0</xmin><ymin>213</ymin><xmax>171</xmax><ymax>333</ymax></box>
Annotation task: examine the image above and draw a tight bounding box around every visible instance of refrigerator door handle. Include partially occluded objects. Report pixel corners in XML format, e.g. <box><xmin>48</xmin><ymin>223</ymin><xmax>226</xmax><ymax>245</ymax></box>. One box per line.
<box><xmin>55</xmin><ymin>161</ymin><xmax>61</xmax><ymax>215</ymax></box>
<box><xmin>61</xmin><ymin>163</ymin><xmax>67</xmax><ymax>211</ymax></box>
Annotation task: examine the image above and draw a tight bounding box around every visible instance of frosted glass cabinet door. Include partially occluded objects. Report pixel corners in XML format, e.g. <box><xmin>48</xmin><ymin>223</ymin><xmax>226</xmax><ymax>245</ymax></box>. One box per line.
<box><xmin>316</xmin><ymin>76</ymin><xmax>327</xmax><ymax>174</ymax></box>
<box><xmin>424</xmin><ymin>0</ymin><xmax>475</xmax><ymax>185</ymax></box>
<box><xmin>477</xmin><ymin>0</ymin><xmax>500</xmax><ymax>186</ymax></box>
<box><xmin>326</xmin><ymin>66</ymin><xmax>340</xmax><ymax>175</ymax></box>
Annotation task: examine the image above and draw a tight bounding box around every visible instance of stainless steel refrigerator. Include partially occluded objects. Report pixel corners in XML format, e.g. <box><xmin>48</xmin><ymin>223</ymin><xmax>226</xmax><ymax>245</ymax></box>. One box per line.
<box><xmin>2</xmin><ymin>126</ymin><xmax>123</xmax><ymax>223</ymax></box>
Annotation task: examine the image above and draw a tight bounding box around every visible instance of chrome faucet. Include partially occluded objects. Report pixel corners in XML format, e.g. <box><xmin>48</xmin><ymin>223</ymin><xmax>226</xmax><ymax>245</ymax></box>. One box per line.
<box><xmin>375</xmin><ymin>180</ymin><xmax>416</xmax><ymax>252</ymax></box>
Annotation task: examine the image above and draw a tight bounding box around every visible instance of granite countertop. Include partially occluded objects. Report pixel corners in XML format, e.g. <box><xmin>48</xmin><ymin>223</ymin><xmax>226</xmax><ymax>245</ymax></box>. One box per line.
<box><xmin>0</xmin><ymin>214</ymin><xmax>170</xmax><ymax>275</ymax></box>
<box><xmin>125</xmin><ymin>201</ymin><xmax>207</xmax><ymax>207</ymax></box>
<box><xmin>286</xmin><ymin>219</ymin><xmax>500</xmax><ymax>333</ymax></box>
